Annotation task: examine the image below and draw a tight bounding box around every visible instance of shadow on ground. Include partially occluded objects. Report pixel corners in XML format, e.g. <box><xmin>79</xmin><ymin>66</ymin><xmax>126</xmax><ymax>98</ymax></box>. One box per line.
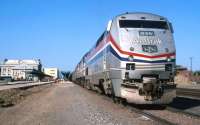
<box><xmin>129</xmin><ymin>104</ymin><xmax>166</xmax><ymax>110</ymax></box>
<box><xmin>127</xmin><ymin>97</ymin><xmax>200</xmax><ymax>111</ymax></box>
<box><xmin>168</xmin><ymin>97</ymin><xmax>200</xmax><ymax>110</ymax></box>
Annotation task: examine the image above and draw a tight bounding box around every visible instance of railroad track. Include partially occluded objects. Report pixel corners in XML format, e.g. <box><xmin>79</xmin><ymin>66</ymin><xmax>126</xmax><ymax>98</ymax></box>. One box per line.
<box><xmin>84</xmin><ymin>87</ymin><xmax>177</xmax><ymax>125</ymax></box>
<box><xmin>114</xmin><ymin>100</ymin><xmax>178</xmax><ymax>125</ymax></box>
<box><xmin>166</xmin><ymin>106</ymin><xmax>200</xmax><ymax>118</ymax></box>
<box><xmin>126</xmin><ymin>105</ymin><xmax>176</xmax><ymax>125</ymax></box>
<box><xmin>78</xmin><ymin>84</ymin><xmax>200</xmax><ymax>125</ymax></box>
<box><xmin>176</xmin><ymin>88</ymin><xmax>200</xmax><ymax>98</ymax></box>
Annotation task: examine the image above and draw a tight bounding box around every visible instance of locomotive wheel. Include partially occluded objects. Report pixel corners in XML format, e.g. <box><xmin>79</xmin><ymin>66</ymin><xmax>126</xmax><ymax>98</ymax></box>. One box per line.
<box><xmin>83</xmin><ymin>81</ymin><xmax>86</xmax><ymax>88</ymax></box>
<box><xmin>110</xmin><ymin>82</ymin><xmax>117</xmax><ymax>103</ymax></box>
<box><xmin>90</xmin><ymin>83</ymin><xmax>95</xmax><ymax>91</ymax></box>
<box><xmin>99</xmin><ymin>82</ymin><xmax>105</xmax><ymax>95</ymax></box>
<box><xmin>120</xmin><ymin>98</ymin><xmax>127</xmax><ymax>106</ymax></box>
<box><xmin>103</xmin><ymin>81</ymin><xmax>109</xmax><ymax>95</ymax></box>
<box><xmin>86</xmin><ymin>81</ymin><xmax>91</xmax><ymax>90</ymax></box>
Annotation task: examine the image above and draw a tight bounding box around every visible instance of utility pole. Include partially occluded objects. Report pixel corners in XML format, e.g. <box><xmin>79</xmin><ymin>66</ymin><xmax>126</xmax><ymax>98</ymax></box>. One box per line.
<box><xmin>190</xmin><ymin>57</ymin><xmax>193</xmax><ymax>72</ymax></box>
<box><xmin>189</xmin><ymin>57</ymin><xmax>193</xmax><ymax>82</ymax></box>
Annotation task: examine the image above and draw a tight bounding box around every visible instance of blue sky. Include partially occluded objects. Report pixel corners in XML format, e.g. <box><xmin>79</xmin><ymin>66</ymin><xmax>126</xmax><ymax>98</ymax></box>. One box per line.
<box><xmin>0</xmin><ymin>0</ymin><xmax>200</xmax><ymax>71</ymax></box>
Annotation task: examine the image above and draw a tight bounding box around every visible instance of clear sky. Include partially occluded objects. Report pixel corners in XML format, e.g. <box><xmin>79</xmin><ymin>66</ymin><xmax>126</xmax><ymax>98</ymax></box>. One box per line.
<box><xmin>0</xmin><ymin>0</ymin><xmax>200</xmax><ymax>71</ymax></box>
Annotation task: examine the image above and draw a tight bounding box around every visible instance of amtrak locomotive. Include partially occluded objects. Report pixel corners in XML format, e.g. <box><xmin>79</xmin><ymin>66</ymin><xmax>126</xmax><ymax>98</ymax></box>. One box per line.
<box><xmin>72</xmin><ymin>12</ymin><xmax>176</xmax><ymax>104</ymax></box>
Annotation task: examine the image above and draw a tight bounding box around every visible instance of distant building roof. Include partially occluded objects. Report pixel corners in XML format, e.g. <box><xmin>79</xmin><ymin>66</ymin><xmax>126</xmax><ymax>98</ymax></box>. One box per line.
<box><xmin>44</xmin><ymin>67</ymin><xmax>58</xmax><ymax>70</ymax></box>
<box><xmin>4</xmin><ymin>60</ymin><xmax>19</xmax><ymax>65</ymax></box>
<box><xmin>20</xmin><ymin>60</ymin><xmax>40</xmax><ymax>65</ymax></box>
<box><xmin>176</xmin><ymin>65</ymin><xmax>188</xmax><ymax>71</ymax></box>
<box><xmin>3</xmin><ymin>59</ymin><xmax>41</xmax><ymax>65</ymax></box>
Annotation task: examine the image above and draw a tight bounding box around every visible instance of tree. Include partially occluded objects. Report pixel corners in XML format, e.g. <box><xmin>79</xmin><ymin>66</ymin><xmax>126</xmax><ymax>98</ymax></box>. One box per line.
<box><xmin>193</xmin><ymin>71</ymin><xmax>200</xmax><ymax>76</ymax></box>
<box><xmin>61</xmin><ymin>71</ymin><xmax>71</xmax><ymax>80</ymax></box>
<box><xmin>68</xmin><ymin>73</ymin><xmax>72</xmax><ymax>81</ymax></box>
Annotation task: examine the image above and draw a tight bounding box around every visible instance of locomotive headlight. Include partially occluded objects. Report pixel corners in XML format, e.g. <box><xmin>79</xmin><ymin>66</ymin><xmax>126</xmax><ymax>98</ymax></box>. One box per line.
<box><xmin>128</xmin><ymin>56</ymin><xmax>134</xmax><ymax>61</ymax></box>
<box><xmin>126</xmin><ymin>63</ymin><xmax>135</xmax><ymax>70</ymax></box>
<box><xmin>130</xmin><ymin>47</ymin><xmax>134</xmax><ymax>51</ymax></box>
<box><xmin>166</xmin><ymin>57</ymin><xmax>171</xmax><ymax>62</ymax></box>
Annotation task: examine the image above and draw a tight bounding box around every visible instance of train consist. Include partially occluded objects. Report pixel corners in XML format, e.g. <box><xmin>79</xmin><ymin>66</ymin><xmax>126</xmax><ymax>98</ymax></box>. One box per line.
<box><xmin>72</xmin><ymin>12</ymin><xmax>176</xmax><ymax>104</ymax></box>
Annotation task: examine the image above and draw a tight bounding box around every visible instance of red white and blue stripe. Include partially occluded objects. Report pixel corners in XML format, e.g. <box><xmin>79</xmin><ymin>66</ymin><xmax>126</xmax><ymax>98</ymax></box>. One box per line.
<box><xmin>86</xmin><ymin>33</ymin><xmax>175</xmax><ymax>64</ymax></box>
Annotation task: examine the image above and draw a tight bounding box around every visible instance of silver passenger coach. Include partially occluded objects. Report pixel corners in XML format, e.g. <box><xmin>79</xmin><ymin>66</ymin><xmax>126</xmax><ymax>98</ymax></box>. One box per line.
<box><xmin>72</xmin><ymin>12</ymin><xmax>176</xmax><ymax>104</ymax></box>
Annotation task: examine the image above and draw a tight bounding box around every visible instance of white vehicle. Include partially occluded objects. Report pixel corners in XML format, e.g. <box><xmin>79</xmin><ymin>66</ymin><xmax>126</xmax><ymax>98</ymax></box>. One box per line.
<box><xmin>72</xmin><ymin>12</ymin><xmax>176</xmax><ymax>104</ymax></box>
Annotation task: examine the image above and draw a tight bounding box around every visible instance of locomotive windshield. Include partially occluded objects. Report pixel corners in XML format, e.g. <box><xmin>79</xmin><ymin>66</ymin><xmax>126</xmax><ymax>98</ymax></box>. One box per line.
<box><xmin>119</xmin><ymin>20</ymin><xmax>169</xmax><ymax>29</ymax></box>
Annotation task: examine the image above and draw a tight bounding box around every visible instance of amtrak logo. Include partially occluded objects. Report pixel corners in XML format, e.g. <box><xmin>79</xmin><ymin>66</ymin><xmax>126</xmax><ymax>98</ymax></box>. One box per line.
<box><xmin>132</xmin><ymin>37</ymin><xmax>161</xmax><ymax>45</ymax></box>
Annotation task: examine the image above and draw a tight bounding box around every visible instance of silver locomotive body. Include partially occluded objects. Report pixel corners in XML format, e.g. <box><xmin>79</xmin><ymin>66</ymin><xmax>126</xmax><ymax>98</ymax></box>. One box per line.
<box><xmin>73</xmin><ymin>12</ymin><xmax>176</xmax><ymax>104</ymax></box>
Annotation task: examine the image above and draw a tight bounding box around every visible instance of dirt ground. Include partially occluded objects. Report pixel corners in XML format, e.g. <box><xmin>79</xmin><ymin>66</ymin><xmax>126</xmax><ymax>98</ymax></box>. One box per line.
<box><xmin>0</xmin><ymin>82</ymin><xmax>157</xmax><ymax>125</ymax></box>
<box><xmin>0</xmin><ymin>84</ymin><xmax>52</xmax><ymax>107</ymax></box>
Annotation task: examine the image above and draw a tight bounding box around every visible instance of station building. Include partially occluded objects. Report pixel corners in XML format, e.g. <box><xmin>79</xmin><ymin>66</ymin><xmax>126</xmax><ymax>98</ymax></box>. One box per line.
<box><xmin>43</xmin><ymin>68</ymin><xmax>59</xmax><ymax>80</ymax></box>
<box><xmin>0</xmin><ymin>59</ymin><xmax>42</xmax><ymax>81</ymax></box>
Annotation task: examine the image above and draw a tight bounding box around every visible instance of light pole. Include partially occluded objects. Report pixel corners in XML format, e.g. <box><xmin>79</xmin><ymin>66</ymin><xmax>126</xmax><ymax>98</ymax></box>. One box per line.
<box><xmin>189</xmin><ymin>57</ymin><xmax>193</xmax><ymax>82</ymax></box>
<box><xmin>190</xmin><ymin>57</ymin><xmax>193</xmax><ymax>72</ymax></box>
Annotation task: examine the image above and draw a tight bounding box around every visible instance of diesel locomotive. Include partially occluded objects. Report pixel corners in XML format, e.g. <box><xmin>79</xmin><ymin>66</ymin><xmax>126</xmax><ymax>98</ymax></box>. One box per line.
<box><xmin>72</xmin><ymin>12</ymin><xmax>176</xmax><ymax>104</ymax></box>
